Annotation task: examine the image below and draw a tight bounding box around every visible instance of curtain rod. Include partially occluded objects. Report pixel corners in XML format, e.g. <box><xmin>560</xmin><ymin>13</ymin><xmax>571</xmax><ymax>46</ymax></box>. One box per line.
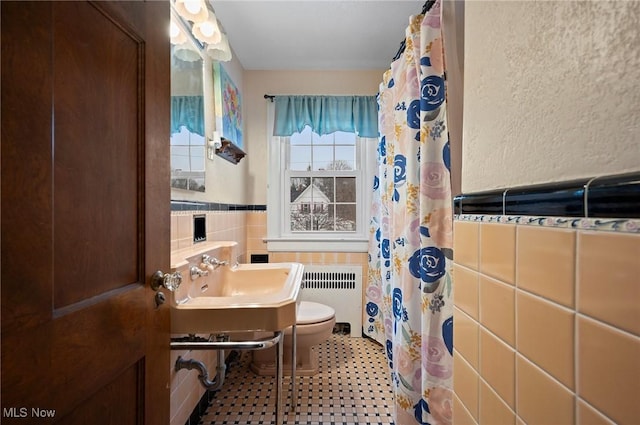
<box><xmin>264</xmin><ymin>94</ymin><xmax>379</xmax><ymax>101</ymax></box>
<box><xmin>392</xmin><ymin>0</ymin><xmax>436</xmax><ymax>62</ymax></box>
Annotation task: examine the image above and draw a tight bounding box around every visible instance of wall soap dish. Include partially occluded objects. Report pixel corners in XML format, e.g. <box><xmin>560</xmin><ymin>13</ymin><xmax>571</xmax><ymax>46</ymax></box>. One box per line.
<box><xmin>193</xmin><ymin>215</ymin><xmax>206</xmax><ymax>243</ymax></box>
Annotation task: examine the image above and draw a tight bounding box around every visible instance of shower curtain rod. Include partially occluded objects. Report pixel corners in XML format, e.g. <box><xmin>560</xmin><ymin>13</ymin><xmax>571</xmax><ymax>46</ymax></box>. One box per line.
<box><xmin>392</xmin><ymin>0</ymin><xmax>436</xmax><ymax>61</ymax></box>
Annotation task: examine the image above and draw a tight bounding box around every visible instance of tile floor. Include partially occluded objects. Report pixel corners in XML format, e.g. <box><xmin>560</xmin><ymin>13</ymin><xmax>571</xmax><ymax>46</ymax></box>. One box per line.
<box><xmin>200</xmin><ymin>334</ymin><xmax>394</xmax><ymax>424</ymax></box>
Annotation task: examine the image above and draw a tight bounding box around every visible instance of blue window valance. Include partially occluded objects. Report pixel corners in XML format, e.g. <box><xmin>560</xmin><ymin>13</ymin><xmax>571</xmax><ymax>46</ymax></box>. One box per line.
<box><xmin>171</xmin><ymin>96</ymin><xmax>205</xmax><ymax>136</ymax></box>
<box><xmin>274</xmin><ymin>95</ymin><xmax>378</xmax><ymax>138</ymax></box>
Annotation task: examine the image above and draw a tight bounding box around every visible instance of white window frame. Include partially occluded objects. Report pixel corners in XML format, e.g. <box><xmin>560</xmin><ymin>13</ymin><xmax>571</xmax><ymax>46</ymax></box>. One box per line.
<box><xmin>266</xmin><ymin>103</ymin><xmax>376</xmax><ymax>252</ymax></box>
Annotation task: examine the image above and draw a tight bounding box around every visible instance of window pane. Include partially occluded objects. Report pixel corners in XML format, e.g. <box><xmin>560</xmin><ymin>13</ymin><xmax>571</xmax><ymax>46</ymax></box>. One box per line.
<box><xmin>170</xmin><ymin>146</ymin><xmax>190</xmax><ymax>171</ymax></box>
<box><xmin>335</xmin><ymin>177</ymin><xmax>356</xmax><ymax>202</ymax></box>
<box><xmin>290</xmin><ymin>146</ymin><xmax>312</xmax><ymax>170</ymax></box>
<box><xmin>188</xmin><ymin>173</ymin><xmax>205</xmax><ymax>191</ymax></box>
<box><xmin>170</xmin><ymin>127</ymin><xmax>190</xmax><ymax>145</ymax></box>
<box><xmin>290</xmin><ymin>177</ymin><xmax>310</xmax><ymax>202</ymax></box>
<box><xmin>291</xmin><ymin>209</ymin><xmax>311</xmax><ymax>231</ymax></box>
<box><xmin>334</xmin><ymin>146</ymin><xmax>356</xmax><ymax>170</ymax></box>
<box><xmin>171</xmin><ymin>177</ymin><xmax>188</xmax><ymax>190</ymax></box>
<box><xmin>290</xmin><ymin>126</ymin><xmax>312</xmax><ymax>145</ymax></box>
<box><xmin>313</xmin><ymin>204</ymin><xmax>335</xmax><ymax>231</ymax></box>
<box><xmin>189</xmin><ymin>133</ymin><xmax>206</xmax><ymax>145</ymax></box>
<box><xmin>336</xmin><ymin>204</ymin><xmax>356</xmax><ymax>231</ymax></box>
<box><xmin>290</xmin><ymin>177</ymin><xmax>311</xmax><ymax>231</ymax></box>
<box><xmin>190</xmin><ymin>147</ymin><xmax>205</xmax><ymax>171</ymax></box>
<box><xmin>334</xmin><ymin>131</ymin><xmax>356</xmax><ymax>145</ymax></box>
<box><xmin>312</xmin><ymin>146</ymin><xmax>334</xmax><ymax>170</ymax></box>
<box><xmin>312</xmin><ymin>132</ymin><xmax>333</xmax><ymax>145</ymax></box>
<box><xmin>313</xmin><ymin>177</ymin><xmax>334</xmax><ymax>202</ymax></box>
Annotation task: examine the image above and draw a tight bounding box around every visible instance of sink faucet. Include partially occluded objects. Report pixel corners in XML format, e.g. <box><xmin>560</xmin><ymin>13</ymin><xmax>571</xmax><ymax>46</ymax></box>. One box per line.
<box><xmin>202</xmin><ymin>254</ymin><xmax>229</xmax><ymax>270</ymax></box>
<box><xmin>190</xmin><ymin>265</ymin><xmax>209</xmax><ymax>280</ymax></box>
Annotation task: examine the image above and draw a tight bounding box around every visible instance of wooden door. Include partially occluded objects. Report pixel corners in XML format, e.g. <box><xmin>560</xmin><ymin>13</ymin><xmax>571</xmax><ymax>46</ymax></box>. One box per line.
<box><xmin>1</xmin><ymin>2</ymin><xmax>170</xmax><ymax>423</ymax></box>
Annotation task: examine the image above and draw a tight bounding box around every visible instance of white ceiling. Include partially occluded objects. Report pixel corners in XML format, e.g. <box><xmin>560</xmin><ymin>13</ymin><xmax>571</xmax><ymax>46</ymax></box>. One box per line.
<box><xmin>210</xmin><ymin>1</ymin><xmax>426</xmax><ymax>70</ymax></box>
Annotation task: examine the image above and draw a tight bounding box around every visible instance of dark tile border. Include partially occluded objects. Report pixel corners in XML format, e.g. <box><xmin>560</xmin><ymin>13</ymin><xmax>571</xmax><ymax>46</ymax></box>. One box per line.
<box><xmin>587</xmin><ymin>173</ymin><xmax>640</xmax><ymax>218</ymax></box>
<box><xmin>184</xmin><ymin>389</ymin><xmax>214</xmax><ymax>425</ymax></box>
<box><xmin>454</xmin><ymin>172</ymin><xmax>640</xmax><ymax>218</ymax></box>
<box><xmin>453</xmin><ymin>190</ymin><xmax>503</xmax><ymax>215</ymax></box>
<box><xmin>171</xmin><ymin>201</ymin><xmax>267</xmax><ymax>212</ymax></box>
<box><xmin>505</xmin><ymin>178</ymin><xmax>589</xmax><ymax>217</ymax></box>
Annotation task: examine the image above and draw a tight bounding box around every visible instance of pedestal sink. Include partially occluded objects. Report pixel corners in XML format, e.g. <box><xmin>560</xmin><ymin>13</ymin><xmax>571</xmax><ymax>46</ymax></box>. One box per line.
<box><xmin>170</xmin><ymin>262</ymin><xmax>304</xmax><ymax>334</ymax></box>
<box><xmin>167</xmin><ymin>241</ymin><xmax>304</xmax><ymax>425</ymax></box>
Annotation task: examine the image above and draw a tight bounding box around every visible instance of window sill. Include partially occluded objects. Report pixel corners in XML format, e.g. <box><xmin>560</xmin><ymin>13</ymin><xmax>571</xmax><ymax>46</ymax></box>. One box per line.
<box><xmin>266</xmin><ymin>238</ymin><xmax>368</xmax><ymax>252</ymax></box>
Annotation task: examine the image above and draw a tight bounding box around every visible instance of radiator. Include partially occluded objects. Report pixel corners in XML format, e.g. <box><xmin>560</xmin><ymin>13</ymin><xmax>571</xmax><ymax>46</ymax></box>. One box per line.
<box><xmin>301</xmin><ymin>265</ymin><xmax>362</xmax><ymax>337</ymax></box>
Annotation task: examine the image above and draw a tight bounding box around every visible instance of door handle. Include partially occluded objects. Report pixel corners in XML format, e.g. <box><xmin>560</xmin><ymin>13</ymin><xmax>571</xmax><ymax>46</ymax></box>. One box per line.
<box><xmin>150</xmin><ymin>270</ymin><xmax>182</xmax><ymax>291</ymax></box>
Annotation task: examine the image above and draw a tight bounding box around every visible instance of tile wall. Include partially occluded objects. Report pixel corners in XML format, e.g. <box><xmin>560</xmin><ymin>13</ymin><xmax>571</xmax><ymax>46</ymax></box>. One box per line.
<box><xmin>169</xmin><ymin>209</ymin><xmax>247</xmax><ymax>425</ymax></box>
<box><xmin>247</xmin><ymin>211</ymin><xmax>369</xmax><ymax>269</ymax></box>
<box><xmin>452</xmin><ymin>218</ymin><xmax>640</xmax><ymax>425</ymax></box>
<box><xmin>171</xmin><ymin>210</ymin><xmax>369</xmax><ymax>269</ymax></box>
<box><xmin>171</xmin><ymin>211</ymin><xmax>247</xmax><ymax>262</ymax></box>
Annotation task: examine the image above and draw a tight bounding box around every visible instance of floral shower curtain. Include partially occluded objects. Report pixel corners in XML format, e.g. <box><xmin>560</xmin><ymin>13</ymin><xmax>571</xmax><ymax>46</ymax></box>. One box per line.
<box><xmin>365</xmin><ymin>1</ymin><xmax>454</xmax><ymax>424</ymax></box>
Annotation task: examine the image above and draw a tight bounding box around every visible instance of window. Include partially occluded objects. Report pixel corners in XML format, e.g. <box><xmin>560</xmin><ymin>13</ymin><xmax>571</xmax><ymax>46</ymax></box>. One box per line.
<box><xmin>267</xmin><ymin>123</ymin><xmax>376</xmax><ymax>252</ymax></box>
<box><xmin>288</xmin><ymin>127</ymin><xmax>358</xmax><ymax>232</ymax></box>
<box><xmin>170</xmin><ymin>126</ymin><xmax>206</xmax><ymax>191</ymax></box>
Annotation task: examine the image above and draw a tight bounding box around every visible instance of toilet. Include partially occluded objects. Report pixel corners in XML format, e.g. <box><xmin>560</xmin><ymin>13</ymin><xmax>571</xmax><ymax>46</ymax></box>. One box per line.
<box><xmin>250</xmin><ymin>301</ymin><xmax>336</xmax><ymax>376</ymax></box>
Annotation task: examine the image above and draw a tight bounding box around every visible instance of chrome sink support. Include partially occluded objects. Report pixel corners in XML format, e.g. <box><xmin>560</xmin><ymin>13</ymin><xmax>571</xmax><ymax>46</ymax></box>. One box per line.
<box><xmin>275</xmin><ymin>331</ymin><xmax>283</xmax><ymax>424</ymax></box>
<box><xmin>170</xmin><ymin>333</ymin><xmax>280</xmax><ymax>351</ymax></box>
<box><xmin>291</xmin><ymin>324</ymin><xmax>297</xmax><ymax>412</ymax></box>
<box><xmin>171</xmin><ymin>331</ymin><xmax>287</xmax><ymax>425</ymax></box>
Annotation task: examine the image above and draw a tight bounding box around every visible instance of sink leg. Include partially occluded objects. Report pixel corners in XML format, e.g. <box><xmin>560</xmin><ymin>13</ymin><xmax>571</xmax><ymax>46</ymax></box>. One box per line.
<box><xmin>275</xmin><ymin>331</ymin><xmax>283</xmax><ymax>425</ymax></box>
<box><xmin>291</xmin><ymin>324</ymin><xmax>297</xmax><ymax>413</ymax></box>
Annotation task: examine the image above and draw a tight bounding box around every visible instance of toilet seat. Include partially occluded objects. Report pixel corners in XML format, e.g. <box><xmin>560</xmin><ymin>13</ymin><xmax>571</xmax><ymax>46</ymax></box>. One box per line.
<box><xmin>296</xmin><ymin>301</ymin><xmax>335</xmax><ymax>325</ymax></box>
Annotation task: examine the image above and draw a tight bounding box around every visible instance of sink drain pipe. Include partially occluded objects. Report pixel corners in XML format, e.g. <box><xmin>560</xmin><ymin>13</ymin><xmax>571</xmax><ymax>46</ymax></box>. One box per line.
<box><xmin>175</xmin><ymin>351</ymin><xmax>227</xmax><ymax>391</ymax></box>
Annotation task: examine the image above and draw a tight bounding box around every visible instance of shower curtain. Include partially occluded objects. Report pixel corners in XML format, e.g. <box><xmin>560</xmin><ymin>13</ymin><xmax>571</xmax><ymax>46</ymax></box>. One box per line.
<box><xmin>365</xmin><ymin>1</ymin><xmax>453</xmax><ymax>424</ymax></box>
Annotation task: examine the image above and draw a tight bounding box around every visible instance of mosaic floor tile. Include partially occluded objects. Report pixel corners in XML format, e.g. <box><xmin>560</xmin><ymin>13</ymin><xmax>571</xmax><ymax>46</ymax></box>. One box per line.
<box><xmin>200</xmin><ymin>334</ymin><xmax>394</xmax><ymax>425</ymax></box>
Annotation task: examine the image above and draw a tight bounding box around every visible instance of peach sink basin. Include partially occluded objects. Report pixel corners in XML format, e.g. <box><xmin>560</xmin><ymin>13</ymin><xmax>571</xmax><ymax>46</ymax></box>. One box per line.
<box><xmin>171</xmin><ymin>262</ymin><xmax>304</xmax><ymax>334</ymax></box>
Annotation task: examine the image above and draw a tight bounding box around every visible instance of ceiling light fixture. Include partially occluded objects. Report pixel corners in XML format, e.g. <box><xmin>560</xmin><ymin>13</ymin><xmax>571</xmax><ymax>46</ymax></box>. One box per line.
<box><xmin>170</xmin><ymin>19</ymin><xmax>187</xmax><ymax>45</ymax></box>
<box><xmin>174</xmin><ymin>0</ymin><xmax>208</xmax><ymax>23</ymax></box>
<box><xmin>174</xmin><ymin>42</ymin><xmax>202</xmax><ymax>62</ymax></box>
<box><xmin>192</xmin><ymin>14</ymin><xmax>222</xmax><ymax>45</ymax></box>
<box><xmin>171</xmin><ymin>0</ymin><xmax>232</xmax><ymax>62</ymax></box>
<box><xmin>206</xmin><ymin>33</ymin><xmax>232</xmax><ymax>62</ymax></box>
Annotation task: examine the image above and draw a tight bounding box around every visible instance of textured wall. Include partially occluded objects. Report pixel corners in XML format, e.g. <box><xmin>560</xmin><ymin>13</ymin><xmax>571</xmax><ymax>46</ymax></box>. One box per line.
<box><xmin>462</xmin><ymin>1</ymin><xmax>640</xmax><ymax>192</ymax></box>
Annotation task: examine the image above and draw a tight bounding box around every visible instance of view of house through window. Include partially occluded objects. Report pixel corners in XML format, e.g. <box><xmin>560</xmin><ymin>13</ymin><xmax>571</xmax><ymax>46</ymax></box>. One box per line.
<box><xmin>287</xmin><ymin>127</ymin><xmax>358</xmax><ymax>232</ymax></box>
